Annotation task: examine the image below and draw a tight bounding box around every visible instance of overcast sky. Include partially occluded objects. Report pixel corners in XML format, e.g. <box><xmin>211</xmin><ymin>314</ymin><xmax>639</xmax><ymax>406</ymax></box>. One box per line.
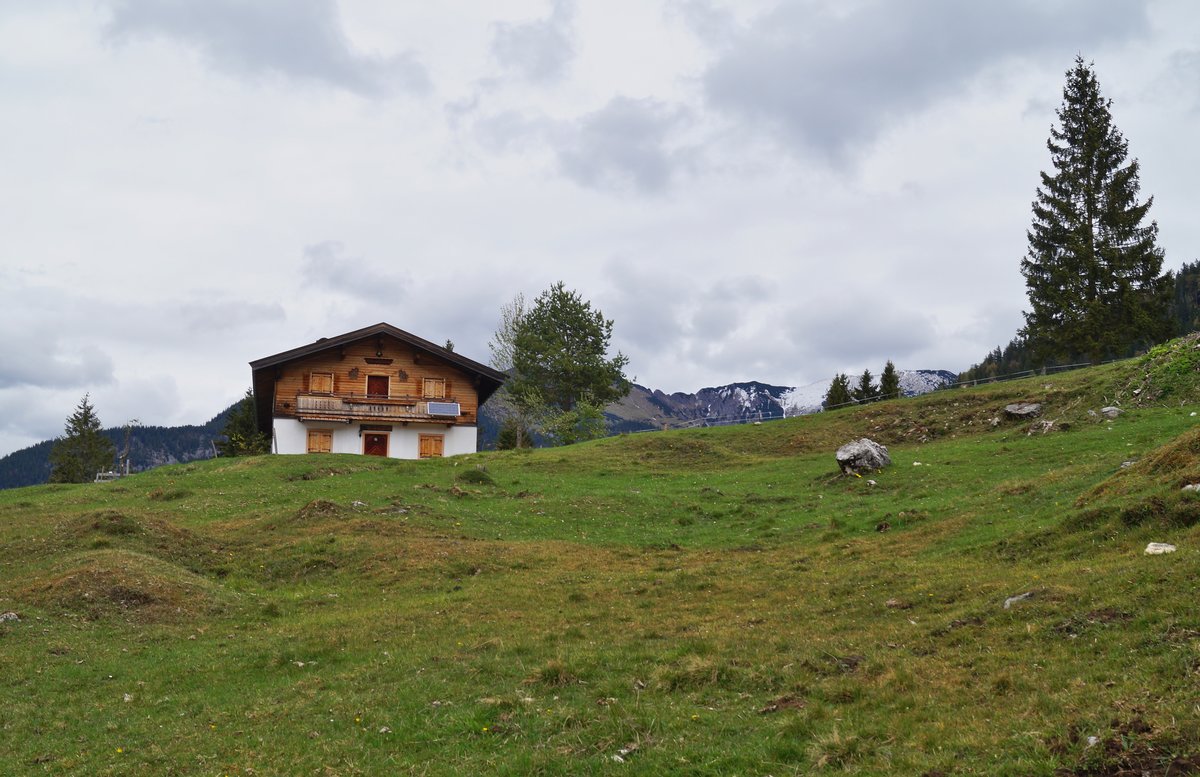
<box><xmin>2</xmin><ymin>0</ymin><xmax>1198</xmax><ymax>456</ymax></box>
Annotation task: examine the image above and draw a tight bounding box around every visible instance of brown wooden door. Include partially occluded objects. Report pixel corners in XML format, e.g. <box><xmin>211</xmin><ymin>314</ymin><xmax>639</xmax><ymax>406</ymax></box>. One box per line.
<box><xmin>364</xmin><ymin>433</ymin><xmax>388</xmax><ymax>456</ymax></box>
<box><xmin>367</xmin><ymin>375</ymin><xmax>388</xmax><ymax>397</ymax></box>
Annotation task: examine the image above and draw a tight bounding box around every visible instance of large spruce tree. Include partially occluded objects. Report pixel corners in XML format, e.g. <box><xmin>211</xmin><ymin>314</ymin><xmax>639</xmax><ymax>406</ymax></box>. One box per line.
<box><xmin>48</xmin><ymin>394</ymin><xmax>115</xmax><ymax>483</ymax></box>
<box><xmin>1020</xmin><ymin>56</ymin><xmax>1172</xmax><ymax>364</ymax></box>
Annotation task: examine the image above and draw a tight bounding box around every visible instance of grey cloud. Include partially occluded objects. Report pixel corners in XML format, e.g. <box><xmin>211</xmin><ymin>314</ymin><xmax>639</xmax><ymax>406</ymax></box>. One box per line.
<box><xmin>178</xmin><ymin>299</ymin><xmax>286</xmax><ymax>333</ymax></box>
<box><xmin>491</xmin><ymin>0</ymin><xmax>576</xmax><ymax>84</ymax></box>
<box><xmin>553</xmin><ymin>97</ymin><xmax>693</xmax><ymax>193</ymax></box>
<box><xmin>703</xmin><ymin>0</ymin><xmax>1151</xmax><ymax>163</ymax></box>
<box><xmin>786</xmin><ymin>298</ymin><xmax>938</xmax><ymax>367</ymax></box>
<box><xmin>666</xmin><ymin>0</ymin><xmax>738</xmax><ymax>48</ymax></box>
<box><xmin>0</xmin><ymin>341</ymin><xmax>114</xmax><ymax>390</ymax></box>
<box><xmin>105</xmin><ymin>0</ymin><xmax>430</xmax><ymax>97</ymax></box>
<box><xmin>1166</xmin><ymin>49</ymin><xmax>1200</xmax><ymax>109</ymax></box>
<box><xmin>301</xmin><ymin>241</ymin><xmax>408</xmax><ymax>305</ymax></box>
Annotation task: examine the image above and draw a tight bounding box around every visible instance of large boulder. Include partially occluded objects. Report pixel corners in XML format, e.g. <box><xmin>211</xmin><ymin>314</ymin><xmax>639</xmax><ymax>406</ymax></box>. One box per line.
<box><xmin>836</xmin><ymin>438</ymin><xmax>891</xmax><ymax>475</ymax></box>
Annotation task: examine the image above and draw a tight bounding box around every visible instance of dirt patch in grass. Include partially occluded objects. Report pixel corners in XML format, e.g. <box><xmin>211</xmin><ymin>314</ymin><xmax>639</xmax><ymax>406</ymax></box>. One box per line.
<box><xmin>1051</xmin><ymin>715</ymin><xmax>1200</xmax><ymax>776</ymax></box>
<box><xmin>18</xmin><ymin>549</ymin><xmax>231</xmax><ymax>622</ymax></box>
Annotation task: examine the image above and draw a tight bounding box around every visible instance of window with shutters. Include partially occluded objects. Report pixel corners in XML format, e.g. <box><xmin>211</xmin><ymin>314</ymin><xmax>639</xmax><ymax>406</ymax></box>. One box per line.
<box><xmin>307</xmin><ymin>429</ymin><xmax>333</xmax><ymax>453</ymax></box>
<box><xmin>422</xmin><ymin>377</ymin><xmax>446</xmax><ymax>399</ymax></box>
<box><xmin>418</xmin><ymin>434</ymin><xmax>444</xmax><ymax>458</ymax></box>
<box><xmin>367</xmin><ymin>375</ymin><xmax>389</xmax><ymax>397</ymax></box>
<box><xmin>310</xmin><ymin>372</ymin><xmax>334</xmax><ymax>394</ymax></box>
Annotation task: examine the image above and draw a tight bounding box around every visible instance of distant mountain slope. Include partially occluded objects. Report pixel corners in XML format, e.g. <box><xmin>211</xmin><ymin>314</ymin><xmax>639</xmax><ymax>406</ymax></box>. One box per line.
<box><xmin>0</xmin><ymin>405</ymin><xmax>236</xmax><ymax>490</ymax></box>
<box><xmin>603</xmin><ymin>370</ymin><xmax>957</xmax><ymax>433</ymax></box>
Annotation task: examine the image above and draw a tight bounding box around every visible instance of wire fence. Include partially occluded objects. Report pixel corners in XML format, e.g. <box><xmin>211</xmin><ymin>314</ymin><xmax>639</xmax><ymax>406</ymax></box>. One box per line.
<box><xmin>636</xmin><ymin>359</ymin><xmax>1116</xmax><ymax>432</ymax></box>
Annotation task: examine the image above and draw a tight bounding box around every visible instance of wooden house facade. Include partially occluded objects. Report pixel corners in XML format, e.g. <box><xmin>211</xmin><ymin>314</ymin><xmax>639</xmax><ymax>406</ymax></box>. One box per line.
<box><xmin>250</xmin><ymin>323</ymin><xmax>505</xmax><ymax>459</ymax></box>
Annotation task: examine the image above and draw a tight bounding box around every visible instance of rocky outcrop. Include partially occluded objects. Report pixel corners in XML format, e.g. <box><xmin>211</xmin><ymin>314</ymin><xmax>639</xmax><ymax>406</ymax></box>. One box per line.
<box><xmin>836</xmin><ymin>438</ymin><xmax>890</xmax><ymax>475</ymax></box>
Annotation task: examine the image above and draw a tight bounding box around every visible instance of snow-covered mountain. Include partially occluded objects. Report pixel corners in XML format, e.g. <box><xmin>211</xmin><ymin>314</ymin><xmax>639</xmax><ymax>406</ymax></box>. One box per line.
<box><xmin>603</xmin><ymin>370</ymin><xmax>957</xmax><ymax>432</ymax></box>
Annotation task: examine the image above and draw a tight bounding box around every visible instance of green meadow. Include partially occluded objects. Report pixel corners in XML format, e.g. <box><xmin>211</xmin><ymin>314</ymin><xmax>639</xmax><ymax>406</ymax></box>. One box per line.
<box><xmin>3</xmin><ymin>339</ymin><xmax>1200</xmax><ymax>775</ymax></box>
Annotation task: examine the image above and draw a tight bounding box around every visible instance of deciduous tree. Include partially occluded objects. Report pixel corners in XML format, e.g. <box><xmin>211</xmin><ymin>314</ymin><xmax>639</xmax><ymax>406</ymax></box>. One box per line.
<box><xmin>506</xmin><ymin>282</ymin><xmax>630</xmax><ymax>444</ymax></box>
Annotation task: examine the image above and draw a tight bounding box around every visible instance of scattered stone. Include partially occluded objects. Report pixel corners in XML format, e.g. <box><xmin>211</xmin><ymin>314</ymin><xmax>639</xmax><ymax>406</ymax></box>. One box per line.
<box><xmin>351</xmin><ymin>500</ymin><xmax>367</xmax><ymax>508</ymax></box>
<box><xmin>1003</xmin><ymin>591</ymin><xmax>1036</xmax><ymax>610</ymax></box>
<box><xmin>1027</xmin><ymin>419</ymin><xmax>1055</xmax><ymax>435</ymax></box>
<box><xmin>1100</xmin><ymin>406</ymin><xmax>1122</xmax><ymax>419</ymax></box>
<box><xmin>885</xmin><ymin>598</ymin><xmax>911</xmax><ymax>610</ymax></box>
<box><xmin>1144</xmin><ymin>542</ymin><xmax>1177</xmax><ymax>555</ymax></box>
<box><xmin>875</xmin><ymin>521</ymin><xmax>891</xmax><ymax>532</ymax></box>
<box><xmin>1005</xmin><ymin>402</ymin><xmax>1042</xmax><ymax>419</ymax></box>
<box><xmin>913</xmin><ymin>461</ymin><xmax>922</xmax><ymax>466</ymax></box>
<box><xmin>867</xmin><ymin>479</ymin><xmax>877</xmax><ymax>486</ymax></box>
<box><xmin>0</xmin><ymin>611</ymin><xmax>19</xmax><ymax>623</ymax></box>
<box><xmin>379</xmin><ymin>726</ymin><xmax>392</xmax><ymax>734</ymax></box>
<box><xmin>989</xmin><ymin>417</ymin><xmax>1001</xmax><ymax>427</ymax></box>
<box><xmin>835</xmin><ymin>438</ymin><xmax>891</xmax><ymax>475</ymax></box>
<box><xmin>1182</xmin><ymin>484</ymin><xmax>1200</xmax><ymax>492</ymax></box>
<box><xmin>1121</xmin><ymin>461</ymin><xmax>1137</xmax><ymax>468</ymax></box>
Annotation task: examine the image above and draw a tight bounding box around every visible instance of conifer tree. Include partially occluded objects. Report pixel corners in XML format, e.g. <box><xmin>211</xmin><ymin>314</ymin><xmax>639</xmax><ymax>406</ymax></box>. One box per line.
<box><xmin>879</xmin><ymin>360</ymin><xmax>901</xmax><ymax>400</ymax></box>
<box><xmin>48</xmin><ymin>394</ymin><xmax>115</xmax><ymax>483</ymax></box>
<box><xmin>823</xmin><ymin>373</ymin><xmax>853</xmax><ymax>409</ymax></box>
<box><xmin>1020</xmin><ymin>56</ymin><xmax>1172</xmax><ymax>364</ymax></box>
<box><xmin>216</xmin><ymin>389</ymin><xmax>271</xmax><ymax>456</ymax></box>
<box><xmin>853</xmin><ymin>369</ymin><xmax>878</xmax><ymax>403</ymax></box>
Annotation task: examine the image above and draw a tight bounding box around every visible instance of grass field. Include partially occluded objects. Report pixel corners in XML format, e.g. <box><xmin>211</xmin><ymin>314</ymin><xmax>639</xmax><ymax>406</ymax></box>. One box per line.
<box><xmin>2</xmin><ymin>341</ymin><xmax>1200</xmax><ymax>775</ymax></box>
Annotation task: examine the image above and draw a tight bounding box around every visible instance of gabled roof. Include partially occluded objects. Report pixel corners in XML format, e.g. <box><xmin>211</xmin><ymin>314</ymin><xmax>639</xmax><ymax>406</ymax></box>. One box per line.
<box><xmin>250</xmin><ymin>322</ymin><xmax>506</xmax><ymax>433</ymax></box>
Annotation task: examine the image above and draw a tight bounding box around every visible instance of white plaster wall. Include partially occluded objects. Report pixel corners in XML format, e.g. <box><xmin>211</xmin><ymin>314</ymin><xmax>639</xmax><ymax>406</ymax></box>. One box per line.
<box><xmin>271</xmin><ymin>418</ymin><xmax>478</xmax><ymax>459</ymax></box>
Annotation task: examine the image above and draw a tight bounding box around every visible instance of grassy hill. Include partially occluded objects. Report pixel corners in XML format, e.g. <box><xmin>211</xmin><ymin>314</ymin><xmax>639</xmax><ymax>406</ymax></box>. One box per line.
<box><xmin>3</xmin><ymin>338</ymin><xmax>1200</xmax><ymax>775</ymax></box>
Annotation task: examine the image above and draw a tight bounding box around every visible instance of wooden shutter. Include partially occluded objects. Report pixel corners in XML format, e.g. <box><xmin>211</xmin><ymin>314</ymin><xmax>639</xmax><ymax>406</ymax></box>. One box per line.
<box><xmin>418</xmin><ymin>434</ymin><xmax>444</xmax><ymax>458</ymax></box>
<box><xmin>310</xmin><ymin>372</ymin><xmax>334</xmax><ymax>394</ymax></box>
<box><xmin>422</xmin><ymin>378</ymin><xmax>446</xmax><ymax>399</ymax></box>
<box><xmin>307</xmin><ymin>430</ymin><xmax>333</xmax><ymax>453</ymax></box>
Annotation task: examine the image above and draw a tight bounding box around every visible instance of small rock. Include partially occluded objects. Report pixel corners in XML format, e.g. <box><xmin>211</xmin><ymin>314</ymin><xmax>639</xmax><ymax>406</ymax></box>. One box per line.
<box><xmin>378</xmin><ymin>726</ymin><xmax>392</xmax><ymax>734</ymax></box>
<box><xmin>885</xmin><ymin>598</ymin><xmax>911</xmax><ymax>610</ymax></box>
<box><xmin>867</xmin><ymin>479</ymin><xmax>877</xmax><ymax>486</ymax></box>
<box><xmin>1100</xmin><ymin>406</ymin><xmax>1121</xmax><ymax>419</ymax></box>
<box><xmin>352</xmin><ymin>500</ymin><xmax>367</xmax><ymax>508</ymax></box>
<box><xmin>1182</xmin><ymin>484</ymin><xmax>1200</xmax><ymax>492</ymax></box>
<box><xmin>1121</xmin><ymin>461</ymin><xmax>1137</xmax><ymax>468</ymax></box>
<box><xmin>875</xmin><ymin>521</ymin><xmax>890</xmax><ymax>532</ymax></box>
<box><xmin>0</xmin><ymin>611</ymin><xmax>19</xmax><ymax>623</ymax></box>
<box><xmin>1145</xmin><ymin>542</ymin><xmax>1177</xmax><ymax>555</ymax></box>
<box><xmin>1087</xmin><ymin>735</ymin><xmax>1100</xmax><ymax>748</ymax></box>
<box><xmin>1005</xmin><ymin>402</ymin><xmax>1042</xmax><ymax>419</ymax></box>
<box><xmin>1003</xmin><ymin>591</ymin><xmax>1036</xmax><ymax>610</ymax></box>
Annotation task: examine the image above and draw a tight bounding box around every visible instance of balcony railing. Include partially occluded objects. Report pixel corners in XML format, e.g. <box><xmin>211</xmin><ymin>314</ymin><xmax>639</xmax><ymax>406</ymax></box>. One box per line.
<box><xmin>294</xmin><ymin>393</ymin><xmax>464</xmax><ymax>422</ymax></box>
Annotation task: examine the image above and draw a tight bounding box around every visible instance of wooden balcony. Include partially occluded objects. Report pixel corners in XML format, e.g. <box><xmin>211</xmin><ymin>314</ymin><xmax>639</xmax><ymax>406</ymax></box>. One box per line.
<box><xmin>293</xmin><ymin>393</ymin><xmax>466</xmax><ymax>424</ymax></box>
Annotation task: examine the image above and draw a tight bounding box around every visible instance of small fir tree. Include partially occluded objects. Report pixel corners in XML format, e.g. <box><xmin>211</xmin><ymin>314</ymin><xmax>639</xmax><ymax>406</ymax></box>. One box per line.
<box><xmin>823</xmin><ymin>373</ymin><xmax>853</xmax><ymax>409</ymax></box>
<box><xmin>1020</xmin><ymin>56</ymin><xmax>1172</xmax><ymax>363</ymax></box>
<box><xmin>48</xmin><ymin>394</ymin><xmax>116</xmax><ymax>483</ymax></box>
<box><xmin>217</xmin><ymin>389</ymin><xmax>271</xmax><ymax>456</ymax></box>
<box><xmin>879</xmin><ymin>360</ymin><xmax>901</xmax><ymax>400</ymax></box>
<box><xmin>853</xmin><ymin>369</ymin><xmax>878</xmax><ymax>403</ymax></box>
